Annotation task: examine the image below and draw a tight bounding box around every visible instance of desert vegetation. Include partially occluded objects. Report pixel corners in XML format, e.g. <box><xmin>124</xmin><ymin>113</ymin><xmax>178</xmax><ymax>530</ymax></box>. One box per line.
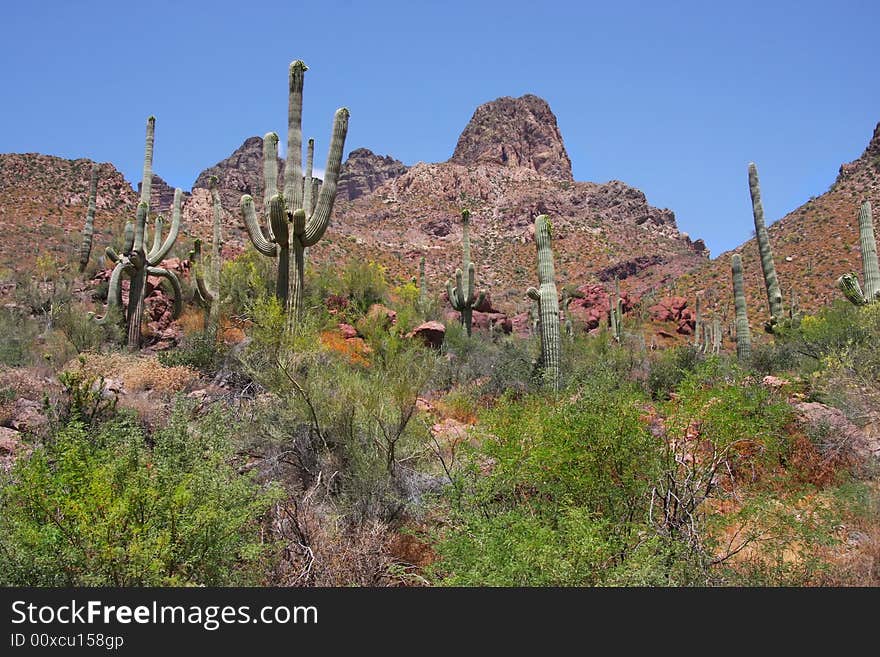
<box><xmin>0</xmin><ymin>61</ymin><xmax>878</xmax><ymax>588</ymax></box>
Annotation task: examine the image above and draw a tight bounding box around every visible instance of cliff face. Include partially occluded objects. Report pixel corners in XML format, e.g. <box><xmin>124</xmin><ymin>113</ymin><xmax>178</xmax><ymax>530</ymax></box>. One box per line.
<box><xmin>450</xmin><ymin>94</ymin><xmax>574</xmax><ymax>181</ymax></box>
<box><xmin>337</xmin><ymin>148</ymin><xmax>408</xmax><ymax>201</ymax></box>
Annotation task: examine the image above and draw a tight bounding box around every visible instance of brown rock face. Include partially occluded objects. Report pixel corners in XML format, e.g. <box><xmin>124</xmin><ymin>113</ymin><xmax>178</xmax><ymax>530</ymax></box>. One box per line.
<box><xmin>138</xmin><ymin>174</ymin><xmax>185</xmax><ymax>215</ymax></box>
<box><xmin>338</xmin><ymin>148</ymin><xmax>408</xmax><ymax>201</ymax></box>
<box><xmin>192</xmin><ymin>136</ymin><xmax>281</xmax><ymax>213</ymax></box>
<box><xmin>450</xmin><ymin>94</ymin><xmax>573</xmax><ymax>181</ymax></box>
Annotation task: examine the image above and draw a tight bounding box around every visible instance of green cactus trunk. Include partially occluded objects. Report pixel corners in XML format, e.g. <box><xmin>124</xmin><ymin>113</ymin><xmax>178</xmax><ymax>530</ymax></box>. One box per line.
<box><xmin>79</xmin><ymin>163</ymin><xmax>99</xmax><ymax>273</ymax></box>
<box><xmin>693</xmin><ymin>294</ymin><xmax>702</xmax><ymax>348</ymax></box>
<box><xmin>748</xmin><ymin>162</ymin><xmax>783</xmax><ymax>327</ymax></box>
<box><xmin>732</xmin><ymin>254</ymin><xmax>751</xmax><ymax>361</ymax></box>
<box><xmin>858</xmin><ymin>201</ymin><xmax>879</xmax><ymax>303</ymax></box>
<box><xmin>527</xmin><ymin>215</ymin><xmax>560</xmax><ymax>391</ymax></box>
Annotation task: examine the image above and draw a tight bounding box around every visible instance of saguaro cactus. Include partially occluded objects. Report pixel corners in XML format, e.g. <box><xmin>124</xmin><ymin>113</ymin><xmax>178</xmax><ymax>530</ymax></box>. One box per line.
<box><xmin>732</xmin><ymin>254</ymin><xmax>751</xmax><ymax>361</ymax></box>
<box><xmin>693</xmin><ymin>294</ymin><xmax>702</xmax><ymax>349</ymax></box>
<box><xmin>191</xmin><ymin>176</ymin><xmax>224</xmax><ymax>339</ymax></box>
<box><xmin>79</xmin><ymin>163</ymin><xmax>99</xmax><ymax>272</ymax></box>
<box><xmin>748</xmin><ymin>162</ymin><xmax>784</xmax><ymax>328</ymax></box>
<box><xmin>527</xmin><ymin>215</ymin><xmax>561</xmax><ymax>391</ymax></box>
<box><xmin>712</xmin><ymin>316</ymin><xmax>721</xmax><ymax>355</ymax></box>
<box><xmin>241</xmin><ymin>60</ymin><xmax>350</xmax><ymax>330</ymax></box>
<box><xmin>837</xmin><ymin>201</ymin><xmax>880</xmax><ymax>305</ymax></box>
<box><xmin>93</xmin><ymin>116</ymin><xmax>182</xmax><ymax>349</ymax></box>
<box><xmin>446</xmin><ymin>209</ymin><xmax>485</xmax><ymax>336</ymax></box>
<box><xmin>608</xmin><ymin>277</ymin><xmax>623</xmax><ymax>343</ymax></box>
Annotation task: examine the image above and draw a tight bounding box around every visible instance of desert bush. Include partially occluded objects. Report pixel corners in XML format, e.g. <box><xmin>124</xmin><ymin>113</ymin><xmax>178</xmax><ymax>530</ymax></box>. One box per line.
<box><xmin>0</xmin><ymin>307</ymin><xmax>40</xmax><ymax>367</ymax></box>
<box><xmin>158</xmin><ymin>332</ymin><xmax>227</xmax><ymax>376</ymax></box>
<box><xmin>0</xmin><ymin>400</ymin><xmax>280</xmax><ymax>586</ymax></box>
<box><xmin>646</xmin><ymin>345</ymin><xmax>704</xmax><ymax>400</ymax></box>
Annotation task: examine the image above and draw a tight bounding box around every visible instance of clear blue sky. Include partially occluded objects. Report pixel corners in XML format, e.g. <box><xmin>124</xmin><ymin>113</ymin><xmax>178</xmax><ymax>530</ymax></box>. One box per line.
<box><xmin>2</xmin><ymin>0</ymin><xmax>878</xmax><ymax>256</ymax></box>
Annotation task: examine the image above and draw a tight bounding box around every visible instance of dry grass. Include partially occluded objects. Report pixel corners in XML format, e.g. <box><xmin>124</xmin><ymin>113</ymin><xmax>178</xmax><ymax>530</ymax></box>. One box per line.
<box><xmin>67</xmin><ymin>352</ymin><xmax>198</xmax><ymax>394</ymax></box>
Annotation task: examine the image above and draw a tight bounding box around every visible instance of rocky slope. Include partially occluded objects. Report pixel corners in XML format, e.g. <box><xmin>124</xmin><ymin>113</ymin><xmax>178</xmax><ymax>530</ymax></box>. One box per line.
<box><xmin>677</xmin><ymin>122</ymin><xmax>880</xmax><ymax>334</ymax></box>
<box><xmin>0</xmin><ymin>154</ymin><xmax>136</xmax><ymax>272</ymax></box>
<box><xmin>1</xmin><ymin>93</ymin><xmax>714</xmax><ymax>321</ymax></box>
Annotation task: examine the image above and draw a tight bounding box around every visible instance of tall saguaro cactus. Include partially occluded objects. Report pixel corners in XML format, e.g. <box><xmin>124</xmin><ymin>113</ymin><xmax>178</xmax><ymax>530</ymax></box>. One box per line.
<box><xmin>732</xmin><ymin>254</ymin><xmax>751</xmax><ymax>361</ymax></box>
<box><xmin>446</xmin><ymin>209</ymin><xmax>485</xmax><ymax>336</ymax></box>
<box><xmin>527</xmin><ymin>215</ymin><xmax>561</xmax><ymax>391</ymax></box>
<box><xmin>79</xmin><ymin>164</ymin><xmax>99</xmax><ymax>272</ymax></box>
<box><xmin>191</xmin><ymin>176</ymin><xmax>224</xmax><ymax>339</ymax></box>
<box><xmin>837</xmin><ymin>201</ymin><xmax>880</xmax><ymax>305</ymax></box>
<box><xmin>93</xmin><ymin>116</ymin><xmax>182</xmax><ymax>349</ymax></box>
<box><xmin>241</xmin><ymin>61</ymin><xmax>350</xmax><ymax>332</ymax></box>
<box><xmin>748</xmin><ymin>162</ymin><xmax>784</xmax><ymax>328</ymax></box>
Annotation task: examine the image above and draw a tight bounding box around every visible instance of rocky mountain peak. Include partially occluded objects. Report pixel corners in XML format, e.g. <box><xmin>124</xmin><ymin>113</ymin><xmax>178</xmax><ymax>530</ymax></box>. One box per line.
<box><xmin>449</xmin><ymin>94</ymin><xmax>573</xmax><ymax>181</ymax></box>
<box><xmin>192</xmin><ymin>136</ymin><xmax>277</xmax><ymax>212</ymax></box>
<box><xmin>337</xmin><ymin>148</ymin><xmax>408</xmax><ymax>201</ymax></box>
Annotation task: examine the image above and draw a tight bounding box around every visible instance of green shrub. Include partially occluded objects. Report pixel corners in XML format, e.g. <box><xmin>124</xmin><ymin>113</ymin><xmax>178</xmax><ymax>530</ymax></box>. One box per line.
<box><xmin>158</xmin><ymin>332</ymin><xmax>226</xmax><ymax>376</ymax></box>
<box><xmin>0</xmin><ymin>401</ymin><xmax>279</xmax><ymax>586</ymax></box>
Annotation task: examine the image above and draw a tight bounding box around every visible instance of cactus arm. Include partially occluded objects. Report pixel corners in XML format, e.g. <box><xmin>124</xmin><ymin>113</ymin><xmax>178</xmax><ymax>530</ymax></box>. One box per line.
<box><xmin>123</xmin><ymin>220</ymin><xmax>134</xmax><ymax>253</ymax></box>
<box><xmin>146</xmin><ymin>266</ymin><xmax>183</xmax><ymax>319</ymax></box>
<box><xmin>149</xmin><ymin>215</ymin><xmax>164</xmax><ymax>257</ymax></box>
<box><xmin>303</xmin><ymin>137</ymin><xmax>315</xmax><ymax>216</ymax></box>
<box><xmin>90</xmin><ymin>261</ymin><xmax>130</xmax><ymax>324</ymax></box>
<box><xmin>302</xmin><ymin>107</ymin><xmax>350</xmax><ymax>246</ymax></box>
<box><xmin>838</xmin><ymin>273</ymin><xmax>867</xmax><ymax>306</ymax></box>
<box><xmin>132</xmin><ymin>202</ymin><xmax>148</xmax><ymax>254</ymax></box>
<box><xmin>261</xmin><ymin>132</ymin><xmax>279</xmax><ymax>243</ymax></box>
<box><xmin>190</xmin><ymin>239</ymin><xmax>215</xmax><ymax>303</ymax></box>
<box><xmin>79</xmin><ymin>163</ymin><xmax>99</xmax><ymax>272</ymax></box>
<box><xmin>527</xmin><ymin>287</ymin><xmax>540</xmax><ymax>301</ymax></box>
<box><xmin>147</xmin><ymin>189</ymin><xmax>182</xmax><ymax>265</ymax></box>
<box><xmin>732</xmin><ymin>254</ymin><xmax>752</xmax><ymax>361</ymax></box>
<box><xmin>140</xmin><ymin>116</ymin><xmax>155</xmax><ymax>206</ymax></box>
<box><xmin>105</xmin><ymin>246</ymin><xmax>119</xmax><ymax>264</ymax></box>
<box><xmin>465</xmin><ymin>262</ymin><xmax>478</xmax><ymax>305</ymax></box>
<box><xmin>447</xmin><ymin>279</ymin><xmax>461</xmax><ymax>309</ymax></box>
<box><xmin>858</xmin><ymin>201</ymin><xmax>880</xmax><ymax>302</ymax></box>
<box><xmin>748</xmin><ymin>162</ymin><xmax>784</xmax><ymax>323</ymax></box>
<box><xmin>241</xmin><ymin>195</ymin><xmax>278</xmax><ymax>257</ymax></box>
<box><xmin>270</xmin><ymin>196</ymin><xmax>290</xmax><ymax>306</ymax></box>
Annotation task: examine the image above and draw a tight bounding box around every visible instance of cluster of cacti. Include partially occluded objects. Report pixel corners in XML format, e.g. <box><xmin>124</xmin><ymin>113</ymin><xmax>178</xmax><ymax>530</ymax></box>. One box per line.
<box><xmin>241</xmin><ymin>60</ymin><xmax>350</xmax><ymax>332</ymax></box>
<box><xmin>837</xmin><ymin>201</ymin><xmax>879</xmax><ymax>306</ymax></box>
<box><xmin>731</xmin><ymin>254</ymin><xmax>751</xmax><ymax>361</ymax></box>
<box><xmin>526</xmin><ymin>215</ymin><xmax>561</xmax><ymax>391</ymax></box>
<box><xmin>190</xmin><ymin>176</ymin><xmax>224</xmax><ymax>339</ymax></box>
<box><xmin>93</xmin><ymin>116</ymin><xmax>183</xmax><ymax>349</ymax></box>
<box><xmin>446</xmin><ymin>209</ymin><xmax>485</xmax><ymax>336</ymax></box>
<box><xmin>748</xmin><ymin>162</ymin><xmax>784</xmax><ymax>329</ymax></box>
<box><xmin>608</xmin><ymin>278</ymin><xmax>623</xmax><ymax>343</ymax></box>
<box><xmin>79</xmin><ymin>163</ymin><xmax>99</xmax><ymax>272</ymax></box>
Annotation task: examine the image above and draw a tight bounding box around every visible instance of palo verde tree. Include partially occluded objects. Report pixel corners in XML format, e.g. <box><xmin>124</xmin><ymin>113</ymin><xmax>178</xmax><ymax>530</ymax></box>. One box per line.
<box><xmin>240</xmin><ymin>60</ymin><xmax>350</xmax><ymax>332</ymax></box>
